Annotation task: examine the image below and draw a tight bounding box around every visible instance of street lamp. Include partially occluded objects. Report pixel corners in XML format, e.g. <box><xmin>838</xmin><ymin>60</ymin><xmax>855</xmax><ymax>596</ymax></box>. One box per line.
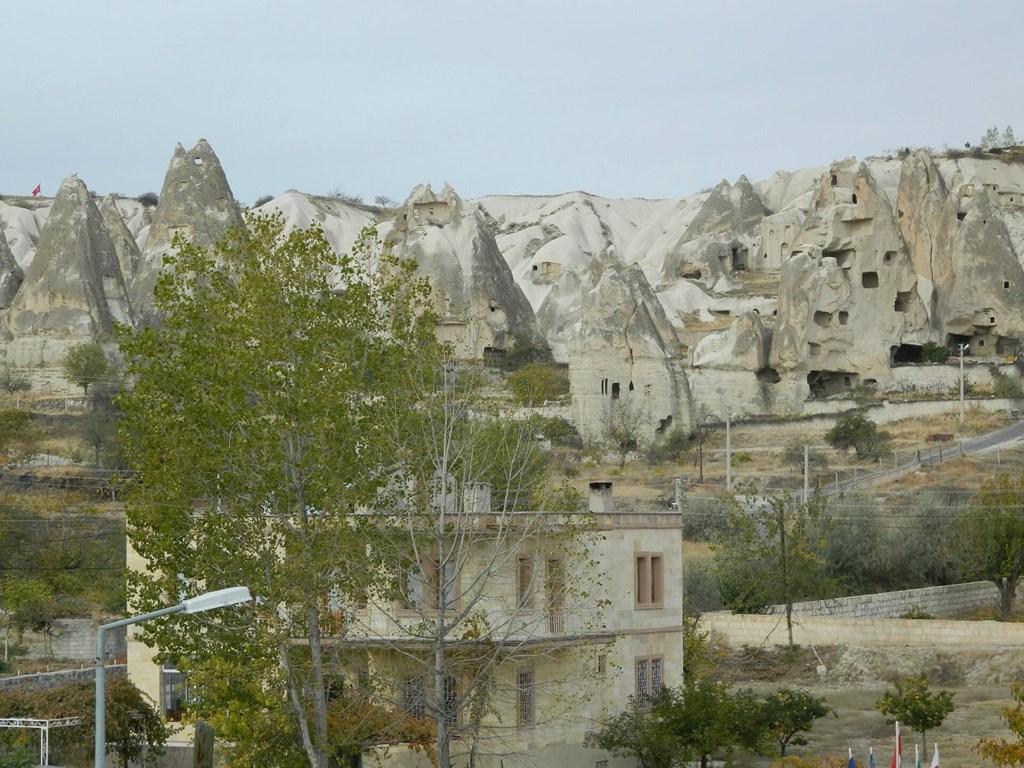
<box><xmin>95</xmin><ymin>586</ymin><xmax>252</xmax><ymax>768</ymax></box>
<box><xmin>959</xmin><ymin>343</ymin><xmax>970</xmax><ymax>425</ymax></box>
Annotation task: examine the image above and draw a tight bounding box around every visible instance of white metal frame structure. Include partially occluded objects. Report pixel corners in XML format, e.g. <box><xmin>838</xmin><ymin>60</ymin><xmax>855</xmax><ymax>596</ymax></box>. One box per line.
<box><xmin>0</xmin><ymin>716</ymin><xmax>81</xmax><ymax>766</ymax></box>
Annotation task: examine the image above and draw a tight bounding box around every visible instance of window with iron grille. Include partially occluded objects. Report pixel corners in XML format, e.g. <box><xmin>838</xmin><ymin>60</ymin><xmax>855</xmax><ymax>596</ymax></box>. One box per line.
<box><xmin>517</xmin><ymin>556</ymin><xmax>535</xmax><ymax>610</ymax></box>
<box><xmin>517</xmin><ymin>669</ymin><xmax>534</xmax><ymax>726</ymax></box>
<box><xmin>401</xmin><ymin>676</ymin><xmax>426</xmax><ymax>718</ymax></box>
<box><xmin>443</xmin><ymin>675</ymin><xmax>458</xmax><ymax>727</ymax></box>
<box><xmin>635</xmin><ymin>655</ymin><xmax>664</xmax><ymax>710</ymax></box>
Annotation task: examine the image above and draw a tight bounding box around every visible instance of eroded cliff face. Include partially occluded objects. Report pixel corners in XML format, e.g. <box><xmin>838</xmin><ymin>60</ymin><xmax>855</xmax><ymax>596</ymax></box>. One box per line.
<box><xmin>568</xmin><ymin>255</ymin><xmax>692</xmax><ymax>444</ymax></box>
<box><xmin>4</xmin><ymin>176</ymin><xmax>132</xmax><ymax>379</ymax></box>
<box><xmin>386</xmin><ymin>183</ymin><xmax>543</xmax><ymax>362</ymax></box>
<box><xmin>4</xmin><ymin>144</ymin><xmax>1024</xmax><ymax>415</ymax></box>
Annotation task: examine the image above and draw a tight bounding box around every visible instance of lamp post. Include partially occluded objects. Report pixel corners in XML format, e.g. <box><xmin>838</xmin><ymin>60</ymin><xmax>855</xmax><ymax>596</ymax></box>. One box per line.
<box><xmin>959</xmin><ymin>343</ymin><xmax>969</xmax><ymax>425</ymax></box>
<box><xmin>95</xmin><ymin>586</ymin><xmax>252</xmax><ymax>768</ymax></box>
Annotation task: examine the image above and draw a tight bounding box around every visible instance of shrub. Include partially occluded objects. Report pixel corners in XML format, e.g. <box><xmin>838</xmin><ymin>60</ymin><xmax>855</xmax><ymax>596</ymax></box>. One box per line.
<box><xmin>507</xmin><ymin>363</ymin><xmax>568</xmax><ymax>406</ymax></box>
<box><xmin>682</xmin><ymin>496</ymin><xmax>731</xmax><ymax>542</ymax></box>
<box><xmin>137</xmin><ymin>191</ymin><xmax>159</xmax><ymax>207</ymax></box>
<box><xmin>993</xmin><ymin>370</ymin><xmax>1024</xmax><ymax>398</ymax></box>
<box><xmin>527</xmin><ymin>415</ymin><xmax>582</xmax><ymax>448</ymax></box>
<box><xmin>683</xmin><ymin>560</ymin><xmax>723</xmax><ymax>613</ymax></box>
<box><xmin>646</xmin><ymin>429</ymin><xmax>692</xmax><ymax>464</ymax></box>
<box><xmin>921</xmin><ymin>341</ymin><xmax>949</xmax><ymax>363</ymax></box>
<box><xmin>253</xmin><ymin>194</ymin><xmax>274</xmax><ymax>207</ymax></box>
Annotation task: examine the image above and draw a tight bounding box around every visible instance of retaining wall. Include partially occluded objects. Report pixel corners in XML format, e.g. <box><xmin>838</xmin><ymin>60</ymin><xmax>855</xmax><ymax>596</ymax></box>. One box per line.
<box><xmin>699</xmin><ymin>612</ymin><xmax>1024</xmax><ymax>649</ymax></box>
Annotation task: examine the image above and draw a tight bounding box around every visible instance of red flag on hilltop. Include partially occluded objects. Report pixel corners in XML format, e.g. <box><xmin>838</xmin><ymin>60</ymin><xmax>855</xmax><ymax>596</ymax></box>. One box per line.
<box><xmin>890</xmin><ymin>722</ymin><xmax>902</xmax><ymax>768</ymax></box>
<box><xmin>31</xmin><ymin>184</ymin><xmax>40</xmax><ymax>196</ymax></box>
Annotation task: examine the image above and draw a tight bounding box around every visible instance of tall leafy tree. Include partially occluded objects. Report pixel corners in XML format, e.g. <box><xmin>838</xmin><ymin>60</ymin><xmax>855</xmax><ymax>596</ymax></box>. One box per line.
<box><xmin>713</xmin><ymin>488</ymin><xmax>833</xmax><ymax>646</ymax></box>
<box><xmin>118</xmin><ymin>214</ymin><xmax>436</xmax><ymax>768</ymax></box>
<box><xmin>877</xmin><ymin>674</ymin><xmax>954</xmax><ymax>749</ymax></box>
<box><xmin>954</xmin><ymin>472</ymin><xmax>1024</xmax><ymax>617</ymax></box>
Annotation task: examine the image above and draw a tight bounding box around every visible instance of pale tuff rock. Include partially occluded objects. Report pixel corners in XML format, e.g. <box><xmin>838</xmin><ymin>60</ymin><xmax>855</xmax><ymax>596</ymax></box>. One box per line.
<box><xmin>135</xmin><ymin>139</ymin><xmax>244</xmax><ymax>322</ymax></box>
<box><xmin>568</xmin><ymin>255</ymin><xmax>692</xmax><ymax>443</ymax></box>
<box><xmin>771</xmin><ymin>160</ymin><xmax>930</xmax><ymax>394</ymax></box>
<box><xmin>0</xmin><ymin>228</ymin><xmax>24</xmax><ymax>313</ymax></box>
<box><xmin>661</xmin><ymin>177</ymin><xmax>766</xmax><ymax>287</ymax></box>
<box><xmin>98</xmin><ymin>195</ymin><xmax>142</xmax><ymax>291</ymax></box>
<box><xmin>4</xmin><ymin>176</ymin><xmax>132</xmax><ymax>375</ymax></box>
<box><xmin>940</xmin><ymin>189</ymin><xmax>1024</xmax><ymax>354</ymax></box>
<box><xmin>535</xmin><ymin>268</ymin><xmax>584</xmax><ymax>365</ymax></box>
<box><xmin>691</xmin><ymin>310</ymin><xmax>769</xmax><ymax>371</ymax></box>
<box><xmin>388</xmin><ymin>183</ymin><xmax>543</xmax><ymax>361</ymax></box>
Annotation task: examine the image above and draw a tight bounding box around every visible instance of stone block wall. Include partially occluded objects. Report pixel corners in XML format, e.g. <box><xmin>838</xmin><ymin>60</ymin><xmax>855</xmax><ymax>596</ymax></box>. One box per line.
<box><xmin>770</xmin><ymin>581</ymin><xmax>999</xmax><ymax>619</ymax></box>
<box><xmin>13</xmin><ymin>617</ymin><xmax>126</xmax><ymax>661</ymax></box>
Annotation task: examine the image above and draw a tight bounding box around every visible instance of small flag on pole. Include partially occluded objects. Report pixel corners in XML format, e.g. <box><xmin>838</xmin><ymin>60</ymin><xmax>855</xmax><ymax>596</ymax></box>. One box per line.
<box><xmin>890</xmin><ymin>722</ymin><xmax>902</xmax><ymax>768</ymax></box>
<box><xmin>869</xmin><ymin>747</ymin><xmax>876</xmax><ymax>768</ymax></box>
<box><xmin>929</xmin><ymin>743</ymin><xmax>939</xmax><ymax>768</ymax></box>
<box><xmin>31</xmin><ymin>184</ymin><xmax>41</xmax><ymax>197</ymax></box>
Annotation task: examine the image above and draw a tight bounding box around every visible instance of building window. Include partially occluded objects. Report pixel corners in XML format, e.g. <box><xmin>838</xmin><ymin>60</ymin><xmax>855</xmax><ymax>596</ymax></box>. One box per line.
<box><xmin>517</xmin><ymin>556</ymin><xmax>535</xmax><ymax>610</ymax></box>
<box><xmin>443</xmin><ymin>676</ymin><xmax>458</xmax><ymax>727</ymax></box>
<box><xmin>517</xmin><ymin>669</ymin><xmax>535</xmax><ymax>726</ymax></box>
<box><xmin>636</xmin><ymin>656</ymin><xmax>664</xmax><ymax>710</ymax></box>
<box><xmin>595</xmin><ymin>762</ymin><xmax>609</xmax><ymax>768</ymax></box>
<box><xmin>597</xmin><ymin>653</ymin><xmax>607</xmax><ymax>676</ymax></box>
<box><xmin>635</xmin><ymin>553</ymin><xmax>664</xmax><ymax>608</ymax></box>
<box><xmin>402</xmin><ymin>676</ymin><xmax>426</xmax><ymax>718</ymax></box>
<box><xmin>161</xmin><ymin>665</ymin><xmax>190</xmax><ymax>722</ymax></box>
<box><xmin>546</xmin><ymin>558</ymin><xmax>565</xmax><ymax>633</ymax></box>
<box><xmin>403</xmin><ymin>555</ymin><xmax>457</xmax><ymax>611</ymax></box>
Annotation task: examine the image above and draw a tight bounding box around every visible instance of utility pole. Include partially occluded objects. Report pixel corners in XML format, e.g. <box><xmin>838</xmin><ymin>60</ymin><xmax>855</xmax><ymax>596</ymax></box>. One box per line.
<box><xmin>725</xmin><ymin>413</ymin><xmax>732</xmax><ymax>491</ymax></box>
<box><xmin>675</xmin><ymin>477</ymin><xmax>685</xmax><ymax>686</ymax></box>
<box><xmin>959</xmin><ymin>343</ymin><xmax>969</xmax><ymax>425</ymax></box>
<box><xmin>803</xmin><ymin>444</ymin><xmax>810</xmax><ymax>502</ymax></box>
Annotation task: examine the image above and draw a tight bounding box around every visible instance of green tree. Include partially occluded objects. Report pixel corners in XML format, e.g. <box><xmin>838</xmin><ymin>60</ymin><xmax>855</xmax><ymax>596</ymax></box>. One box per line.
<box><xmin>118</xmin><ymin>214</ymin><xmax>435</xmax><ymax>768</ymax></box>
<box><xmin>60</xmin><ymin>341</ymin><xmax>112</xmax><ymax>395</ymax></box>
<box><xmin>713</xmin><ymin>488</ymin><xmax>833</xmax><ymax>646</ymax></box>
<box><xmin>759</xmin><ymin>687</ymin><xmax>835</xmax><ymax>756</ymax></box>
<box><xmin>586</xmin><ymin>681</ymin><xmax>766</xmax><ymax>768</ymax></box>
<box><xmin>921</xmin><ymin>342</ymin><xmax>949</xmax><ymax>363</ymax></box>
<box><xmin>506</xmin><ymin>362</ymin><xmax>568</xmax><ymax>406</ymax></box>
<box><xmin>824</xmin><ymin>411</ymin><xmax>892</xmax><ymax>459</ymax></box>
<box><xmin>783</xmin><ymin>443</ymin><xmax>828</xmax><ymax>473</ymax></box>
<box><xmin>954</xmin><ymin>472</ymin><xmax>1024</xmax><ymax>617</ymax></box>
<box><xmin>876</xmin><ymin>674</ymin><xmax>954</xmax><ymax>749</ymax></box>
<box><xmin>977</xmin><ymin>682</ymin><xmax>1024</xmax><ymax>766</ymax></box>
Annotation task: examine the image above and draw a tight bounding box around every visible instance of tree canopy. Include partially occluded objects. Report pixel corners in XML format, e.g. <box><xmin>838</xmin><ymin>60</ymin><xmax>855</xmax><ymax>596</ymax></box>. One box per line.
<box><xmin>954</xmin><ymin>471</ymin><xmax>1024</xmax><ymax>617</ymax></box>
<box><xmin>824</xmin><ymin>412</ymin><xmax>891</xmax><ymax>459</ymax></box>
<box><xmin>60</xmin><ymin>341</ymin><xmax>113</xmax><ymax>395</ymax></box>
<box><xmin>876</xmin><ymin>674</ymin><xmax>955</xmax><ymax>749</ymax></box>
<box><xmin>118</xmin><ymin>214</ymin><xmax>437</xmax><ymax>768</ymax></box>
<box><xmin>713</xmin><ymin>488</ymin><xmax>833</xmax><ymax>646</ymax></box>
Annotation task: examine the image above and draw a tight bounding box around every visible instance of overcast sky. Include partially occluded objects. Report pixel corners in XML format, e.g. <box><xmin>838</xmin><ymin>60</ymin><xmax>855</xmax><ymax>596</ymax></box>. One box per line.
<box><xmin>5</xmin><ymin>1</ymin><xmax>1023</xmax><ymax>206</ymax></box>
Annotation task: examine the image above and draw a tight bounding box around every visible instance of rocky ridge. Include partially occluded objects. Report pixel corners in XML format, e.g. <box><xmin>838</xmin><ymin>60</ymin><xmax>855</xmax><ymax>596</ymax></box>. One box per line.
<box><xmin>3</xmin><ymin>140</ymin><xmax>1024</xmax><ymax>443</ymax></box>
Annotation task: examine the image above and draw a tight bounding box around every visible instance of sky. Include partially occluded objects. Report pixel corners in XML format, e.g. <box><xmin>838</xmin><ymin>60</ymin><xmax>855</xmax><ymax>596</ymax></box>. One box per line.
<box><xmin>5</xmin><ymin>1</ymin><xmax>1024</xmax><ymax>206</ymax></box>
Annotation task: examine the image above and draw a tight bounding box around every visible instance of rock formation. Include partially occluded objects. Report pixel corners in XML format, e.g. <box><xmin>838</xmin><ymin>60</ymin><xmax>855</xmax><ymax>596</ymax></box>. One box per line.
<box><xmin>0</xmin><ymin>228</ymin><xmax>24</xmax><ymax>317</ymax></box>
<box><xmin>567</xmin><ymin>254</ymin><xmax>692</xmax><ymax>443</ymax></box>
<box><xmin>99</xmin><ymin>195</ymin><xmax>142</xmax><ymax>291</ymax></box>
<box><xmin>4</xmin><ymin>176</ymin><xmax>132</xmax><ymax>378</ymax></box>
<box><xmin>134</xmin><ymin>139</ymin><xmax>244</xmax><ymax>322</ymax></box>
<box><xmin>387</xmin><ymin>183</ymin><xmax>543</xmax><ymax>362</ymax></box>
